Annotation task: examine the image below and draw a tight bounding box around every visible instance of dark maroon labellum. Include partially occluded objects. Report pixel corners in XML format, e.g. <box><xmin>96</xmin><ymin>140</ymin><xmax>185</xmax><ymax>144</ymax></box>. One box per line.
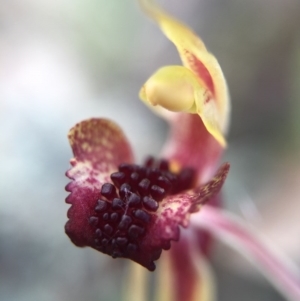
<box><xmin>79</xmin><ymin>157</ymin><xmax>196</xmax><ymax>271</ymax></box>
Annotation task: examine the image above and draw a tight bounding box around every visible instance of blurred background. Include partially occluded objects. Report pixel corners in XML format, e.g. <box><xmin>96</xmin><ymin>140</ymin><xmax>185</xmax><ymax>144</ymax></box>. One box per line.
<box><xmin>1</xmin><ymin>0</ymin><xmax>300</xmax><ymax>300</ymax></box>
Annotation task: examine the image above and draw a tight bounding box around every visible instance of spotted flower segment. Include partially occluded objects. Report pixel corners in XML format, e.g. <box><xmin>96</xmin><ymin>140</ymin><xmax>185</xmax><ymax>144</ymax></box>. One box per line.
<box><xmin>65</xmin><ymin>119</ymin><xmax>229</xmax><ymax>271</ymax></box>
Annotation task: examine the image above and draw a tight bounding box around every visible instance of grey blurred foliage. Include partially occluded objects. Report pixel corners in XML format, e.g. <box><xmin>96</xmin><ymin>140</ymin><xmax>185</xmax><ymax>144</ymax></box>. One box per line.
<box><xmin>0</xmin><ymin>0</ymin><xmax>300</xmax><ymax>301</ymax></box>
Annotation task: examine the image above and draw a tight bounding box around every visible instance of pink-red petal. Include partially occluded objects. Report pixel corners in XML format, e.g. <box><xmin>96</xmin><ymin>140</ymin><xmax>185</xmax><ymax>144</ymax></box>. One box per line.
<box><xmin>162</xmin><ymin>114</ymin><xmax>224</xmax><ymax>183</ymax></box>
<box><xmin>137</xmin><ymin>163</ymin><xmax>229</xmax><ymax>270</ymax></box>
<box><xmin>167</xmin><ymin>234</ymin><xmax>215</xmax><ymax>301</ymax></box>
<box><xmin>193</xmin><ymin>206</ymin><xmax>300</xmax><ymax>301</ymax></box>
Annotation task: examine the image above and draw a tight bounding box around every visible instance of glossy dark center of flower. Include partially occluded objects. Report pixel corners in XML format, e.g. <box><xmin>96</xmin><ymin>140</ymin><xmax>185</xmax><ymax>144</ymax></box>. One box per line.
<box><xmin>88</xmin><ymin>156</ymin><xmax>196</xmax><ymax>270</ymax></box>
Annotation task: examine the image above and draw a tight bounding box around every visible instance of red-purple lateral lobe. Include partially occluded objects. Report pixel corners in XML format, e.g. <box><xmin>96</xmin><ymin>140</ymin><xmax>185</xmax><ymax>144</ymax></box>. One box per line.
<box><xmin>161</xmin><ymin>114</ymin><xmax>223</xmax><ymax>183</ymax></box>
<box><xmin>144</xmin><ymin>162</ymin><xmax>229</xmax><ymax>260</ymax></box>
<box><xmin>65</xmin><ymin>118</ymin><xmax>134</xmax><ymax>249</ymax></box>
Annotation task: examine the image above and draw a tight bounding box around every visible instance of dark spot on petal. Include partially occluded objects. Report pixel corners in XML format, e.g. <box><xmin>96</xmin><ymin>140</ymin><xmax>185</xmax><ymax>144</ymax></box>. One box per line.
<box><xmin>136</xmin><ymin>166</ymin><xmax>147</xmax><ymax>178</ymax></box>
<box><xmin>150</xmin><ymin>185</ymin><xmax>166</xmax><ymax>201</ymax></box>
<box><xmin>110</xmin><ymin>212</ymin><xmax>119</xmax><ymax>222</ymax></box>
<box><xmin>89</xmin><ymin>216</ymin><xmax>99</xmax><ymax>226</ymax></box>
<box><xmin>95</xmin><ymin>228</ymin><xmax>102</xmax><ymax>238</ymax></box>
<box><xmin>146</xmin><ymin>168</ymin><xmax>161</xmax><ymax>182</ymax></box>
<box><xmin>128</xmin><ymin>193</ymin><xmax>141</xmax><ymax>207</ymax></box>
<box><xmin>143</xmin><ymin>196</ymin><xmax>159</xmax><ymax>212</ymax></box>
<box><xmin>128</xmin><ymin>225</ymin><xmax>145</xmax><ymax>239</ymax></box>
<box><xmin>144</xmin><ymin>156</ymin><xmax>154</xmax><ymax>168</ymax></box>
<box><xmin>104</xmin><ymin>224</ymin><xmax>113</xmax><ymax>235</ymax></box>
<box><xmin>138</xmin><ymin>178</ymin><xmax>151</xmax><ymax>195</ymax></box>
<box><xmin>118</xmin><ymin>163</ymin><xmax>136</xmax><ymax>175</ymax></box>
<box><xmin>134</xmin><ymin>209</ymin><xmax>151</xmax><ymax>223</ymax></box>
<box><xmin>119</xmin><ymin>183</ymin><xmax>131</xmax><ymax>198</ymax></box>
<box><xmin>112</xmin><ymin>251</ymin><xmax>122</xmax><ymax>258</ymax></box>
<box><xmin>157</xmin><ymin>176</ymin><xmax>172</xmax><ymax>193</ymax></box>
<box><xmin>158</xmin><ymin>159</ymin><xmax>169</xmax><ymax>171</ymax></box>
<box><xmin>147</xmin><ymin>262</ymin><xmax>156</xmax><ymax>272</ymax></box>
<box><xmin>101</xmin><ymin>183</ymin><xmax>116</xmax><ymax>200</ymax></box>
<box><xmin>111</xmin><ymin>198</ymin><xmax>124</xmax><ymax>210</ymax></box>
<box><xmin>176</xmin><ymin>167</ymin><xmax>196</xmax><ymax>193</ymax></box>
<box><xmin>116</xmin><ymin>237</ymin><xmax>128</xmax><ymax>246</ymax></box>
<box><xmin>126</xmin><ymin>243</ymin><xmax>138</xmax><ymax>253</ymax></box>
<box><xmin>111</xmin><ymin>172</ymin><xmax>126</xmax><ymax>188</ymax></box>
<box><xmin>118</xmin><ymin>215</ymin><xmax>132</xmax><ymax>230</ymax></box>
<box><xmin>129</xmin><ymin>172</ymin><xmax>140</xmax><ymax>187</ymax></box>
<box><xmin>102</xmin><ymin>213</ymin><xmax>109</xmax><ymax>221</ymax></box>
<box><xmin>95</xmin><ymin>200</ymin><xmax>107</xmax><ymax>212</ymax></box>
<box><xmin>101</xmin><ymin>238</ymin><xmax>108</xmax><ymax>246</ymax></box>
<box><xmin>165</xmin><ymin>172</ymin><xmax>178</xmax><ymax>185</ymax></box>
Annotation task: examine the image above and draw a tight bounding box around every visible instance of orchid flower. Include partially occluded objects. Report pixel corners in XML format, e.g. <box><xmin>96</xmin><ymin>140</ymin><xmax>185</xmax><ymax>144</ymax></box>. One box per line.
<box><xmin>65</xmin><ymin>0</ymin><xmax>300</xmax><ymax>300</ymax></box>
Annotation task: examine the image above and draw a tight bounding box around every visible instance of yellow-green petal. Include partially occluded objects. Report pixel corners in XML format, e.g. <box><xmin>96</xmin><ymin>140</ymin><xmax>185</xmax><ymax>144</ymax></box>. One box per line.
<box><xmin>140</xmin><ymin>66</ymin><xmax>201</xmax><ymax>113</ymax></box>
<box><xmin>138</xmin><ymin>0</ymin><xmax>230</xmax><ymax>146</ymax></box>
<box><xmin>140</xmin><ymin>65</ymin><xmax>226</xmax><ymax>146</ymax></box>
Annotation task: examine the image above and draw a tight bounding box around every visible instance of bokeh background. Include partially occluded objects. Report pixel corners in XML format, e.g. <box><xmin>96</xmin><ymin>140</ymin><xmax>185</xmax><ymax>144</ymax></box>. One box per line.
<box><xmin>1</xmin><ymin>0</ymin><xmax>300</xmax><ymax>300</ymax></box>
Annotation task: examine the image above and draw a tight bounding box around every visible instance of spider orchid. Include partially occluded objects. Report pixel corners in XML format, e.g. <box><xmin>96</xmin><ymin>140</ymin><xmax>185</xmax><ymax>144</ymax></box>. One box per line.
<box><xmin>65</xmin><ymin>0</ymin><xmax>300</xmax><ymax>300</ymax></box>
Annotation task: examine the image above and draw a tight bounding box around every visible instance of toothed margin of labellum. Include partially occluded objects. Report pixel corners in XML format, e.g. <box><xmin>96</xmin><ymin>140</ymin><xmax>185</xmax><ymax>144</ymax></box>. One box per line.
<box><xmin>65</xmin><ymin>118</ymin><xmax>134</xmax><ymax>248</ymax></box>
